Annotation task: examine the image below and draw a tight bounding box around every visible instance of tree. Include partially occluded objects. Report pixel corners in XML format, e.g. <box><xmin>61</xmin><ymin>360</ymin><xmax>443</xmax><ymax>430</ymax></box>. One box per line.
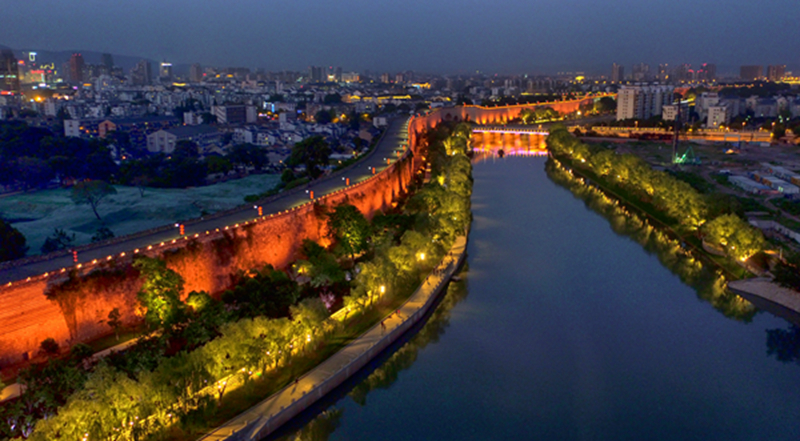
<box><xmin>327</xmin><ymin>204</ymin><xmax>370</xmax><ymax>260</ymax></box>
<box><xmin>91</xmin><ymin>226</ymin><xmax>114</xmax><ymax>243</ymax></box>
<box><xmin>133</xmin><ymin>257</ymin><xmax>185</xmax><ymax>330</ymax></box>
<box><xmin>315</xmin><ymin>110</ymin><xmax>333</xmax><ymax>124</ymax></box>
<box><xmin>70</xmin><ymin>180</ymin><xmax>117</xmax><ymax>220</ymax></box>
<box><xmin>774</xmin><ymin>252</ymin><xmax>800</xmax><ymax>291</ymax></box>
<box><xmin>0</xmin><ymin>218</ymin><xmax>27</xmax><ymax>262</ymax></box>
<box><xmin>39</xmin><ymin>338</ymin><xmax>60</xmax><ymax>356</ymax></box>
<box><xmin>287</xmin><ymin>135</ymin><xmax>332</xmax><ymax>179</ymax></box>
<box><xmin>41</xmin><ymin>228</ymin><xmax>75</xmax><ymax>254</ymax></box>
<box><xmin>106</xmin><ymin>308</ymin><xmax>123</xmax><ymax>340</ymax></box>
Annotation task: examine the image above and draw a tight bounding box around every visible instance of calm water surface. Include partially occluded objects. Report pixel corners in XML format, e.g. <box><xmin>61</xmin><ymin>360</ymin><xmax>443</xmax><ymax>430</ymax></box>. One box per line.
<box><xmin>275</xmin><ymin>157</ymin><xmax>800</xmax><ymax>441</ymax></box>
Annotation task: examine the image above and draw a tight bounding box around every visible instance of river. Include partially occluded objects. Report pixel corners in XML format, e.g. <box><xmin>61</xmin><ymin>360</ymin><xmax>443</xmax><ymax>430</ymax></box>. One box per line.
<box><xmin>271</xmin><ymin>156</ymin><xmax>800</xmax><ymax>441</ymax></box>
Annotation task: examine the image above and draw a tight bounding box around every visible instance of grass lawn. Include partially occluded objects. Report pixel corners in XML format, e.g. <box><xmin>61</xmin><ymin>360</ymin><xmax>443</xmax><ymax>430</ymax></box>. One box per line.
<box><xmin>0</xmin><ymin>174</ymin><xmax>280</xmax><ymax>255</ymax></box>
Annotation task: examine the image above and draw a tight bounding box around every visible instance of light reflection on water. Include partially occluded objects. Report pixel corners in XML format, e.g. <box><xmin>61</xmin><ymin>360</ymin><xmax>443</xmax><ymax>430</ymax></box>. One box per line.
<box><xmin>270</xmin><ymin>155</ymin><xmax>800</xmax><ymax>441</ymax></box>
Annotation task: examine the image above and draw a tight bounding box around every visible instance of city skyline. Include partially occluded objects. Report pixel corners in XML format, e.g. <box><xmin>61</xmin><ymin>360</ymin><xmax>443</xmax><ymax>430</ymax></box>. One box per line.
<box><xmin>2</xmin><ymin>0</ymin><xmax>798</xmax><ymax>74</ymax></box>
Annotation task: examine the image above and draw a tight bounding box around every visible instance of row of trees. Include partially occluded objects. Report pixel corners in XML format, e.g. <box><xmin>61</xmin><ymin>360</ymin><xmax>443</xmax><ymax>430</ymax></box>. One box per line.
<box><xmin>20</xmin><ymin>124</ymin><xmax>474</xmax><ymax>440</ymax></box>
<box><xmin>0</xmin><ymin>121</ymin><xmax>117</xmax><ymax>189</ymax></box>
<box><xmin>547</xmin><ymin>127</ymin><xmax>766</xmax><ymax>262</ymax></box>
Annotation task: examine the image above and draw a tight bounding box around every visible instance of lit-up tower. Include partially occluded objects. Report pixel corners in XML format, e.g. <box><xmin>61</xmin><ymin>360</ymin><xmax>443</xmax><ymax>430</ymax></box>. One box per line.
<box><xmin>160</xmin><ymin>61</ymin><xmax>173</xmax><ymax>81</ymax></box>
<box><xmin>0</xmin><ymin>49</ymin><xmax>20</xmax><ymax>93</ymax></box>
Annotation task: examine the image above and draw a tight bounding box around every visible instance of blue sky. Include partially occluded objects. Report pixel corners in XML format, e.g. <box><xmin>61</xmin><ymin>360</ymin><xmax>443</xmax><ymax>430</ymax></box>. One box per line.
<box><xmin>3</xmin><ymin>0</ymin><xmax>798</xmax><ymax>73</ymax></box>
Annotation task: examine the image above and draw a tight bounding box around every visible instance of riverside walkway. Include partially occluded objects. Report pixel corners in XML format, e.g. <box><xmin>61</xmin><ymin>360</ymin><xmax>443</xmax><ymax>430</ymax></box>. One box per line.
<box><xmin>0</xmin><ymin>118</ymin><xmax>410</xmax><ymax>284</ymax></box>
<box><xmin>198</xmin><ymin>235</ymin><xmax>468</xmax><ymax>441</ymax></box>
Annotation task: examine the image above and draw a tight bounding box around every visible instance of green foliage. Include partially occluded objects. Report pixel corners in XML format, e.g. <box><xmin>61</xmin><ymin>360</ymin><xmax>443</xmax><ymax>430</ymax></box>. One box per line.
<box><xmin>133</xmin><ymin>257</ymin><xmax>186</xmax><ymax>330</ymax></box>
<box><xmin>287</xmin><ymin>135</ymin><xmax>331</xmax><ymax>179</ymax></box>
<box><xmin>520</xmin><ymin>107</ymin><xmax>560</xmax><ymax>124</ymax></box>
<box><xmin>70</xmin><ymin>180</ymin><xmax>117</xmax><ymax>220</ymax></box>
<box><xmin>327</xmin><ymin>204</ymin><xmax>370</xmax><ymax>259</ymax></box>
<box><xmin>0</xmin><ymin>217</ymin><xmax>27</xmax><ymax>262</ymax></box>
<box><xmin>547</xmin><ymin>126</ymin><xmax>768</xmax><ymax>263</ymax></box>
<box><xmin>294</xmin><ymin>239</ymin><xmax>346</xmax><ymax>288</ymax></box>
<box><xmin>69</xmin><ymin>343</ymin><xmax>93</xmax><ymax>361</ymax></box>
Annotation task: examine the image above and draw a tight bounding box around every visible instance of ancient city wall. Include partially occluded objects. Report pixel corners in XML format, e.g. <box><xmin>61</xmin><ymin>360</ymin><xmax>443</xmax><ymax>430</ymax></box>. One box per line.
<box><xmin>0</xmin><ymin>98</ymin><xmax>595</xmax><ymax>365</ymax></box>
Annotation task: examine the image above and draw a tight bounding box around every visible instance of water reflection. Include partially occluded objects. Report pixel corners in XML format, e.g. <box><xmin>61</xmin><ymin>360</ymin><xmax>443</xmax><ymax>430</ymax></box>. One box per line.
<box><xmin>766</xmin><ymin>325</ymin><xmax>800</xmax><ymax>365</ymax></box>
<box><xmin>543</xmin><ymin>158</ymin><xmax>757</xmax><ymax>322</ymax></box>
<box><xmin>271</xmin><ymin>278</ymin><xmax>469</xmax><ymax>441</ymax></box>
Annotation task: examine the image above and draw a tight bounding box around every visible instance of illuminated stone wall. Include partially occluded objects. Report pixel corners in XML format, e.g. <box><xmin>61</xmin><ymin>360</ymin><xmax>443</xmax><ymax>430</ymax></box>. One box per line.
<box><xmin>0</xmin><ymin>134</ymin><xmax>419</xmax><ymax>366</ymax></box>
<box><xmin>0</xmin><ymin>100</ymin><xmax>598</xmax><ymax>365</ymax></box>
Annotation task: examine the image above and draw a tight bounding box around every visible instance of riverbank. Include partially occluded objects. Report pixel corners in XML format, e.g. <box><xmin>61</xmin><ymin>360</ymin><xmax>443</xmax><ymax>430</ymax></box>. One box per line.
<box><xmin>198</xmin><ymin>236</ymin><xmax>468</xmax><ymax>441</ymax></box>
<box><xmin>728</xmin><ymin>278</ymin><xmax>800</xmax><ymax>317</ymax></box>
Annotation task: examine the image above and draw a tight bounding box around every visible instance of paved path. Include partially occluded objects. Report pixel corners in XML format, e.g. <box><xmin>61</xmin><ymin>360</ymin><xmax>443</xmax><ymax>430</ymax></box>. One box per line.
<box><xmin>199</xmin><ymin>236</ymin><xmax>468</xmax><ymax>441</ymax></box>
<box><xmin>0</xmin><ymin>119</ymin><xmax>411</xmax><ymax>284</ymax></box>
<box><xmin>728</xmin><ymin>277</ymin><xmax>800</xmax><ymax>316</ymax></box>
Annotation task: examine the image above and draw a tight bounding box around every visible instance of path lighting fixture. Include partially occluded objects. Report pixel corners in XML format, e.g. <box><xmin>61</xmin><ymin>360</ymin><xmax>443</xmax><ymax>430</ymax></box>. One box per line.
<box><xmin>419</xmin><ymin>252</ymin><xmax>425</xmax><ymax>261</ymax></box>
<box><xmin>380</xmin><ymin>285</ymin><xmax>386</xmax><ymax>294</ymax></box>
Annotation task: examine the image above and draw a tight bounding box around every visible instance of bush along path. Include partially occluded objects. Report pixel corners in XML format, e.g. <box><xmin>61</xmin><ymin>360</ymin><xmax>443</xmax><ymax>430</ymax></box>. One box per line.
<box><xmin>6</xmin><ymin>121</ymin><xmax>472</xmax><ymax>441</ymax></box>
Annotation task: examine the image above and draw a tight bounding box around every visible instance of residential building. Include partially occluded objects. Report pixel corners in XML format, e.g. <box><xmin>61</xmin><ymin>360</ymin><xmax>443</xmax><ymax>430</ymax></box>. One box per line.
<box><xmin>740</xmin><ymin>65</ymin><xmax>763</xmax><ymax>81</ymax></box>
<box><xmin>611</xmin><ymin>63</ymin><xmax>624</xmax><ymax>83</ymax></box>
<box><xmin>64</xmin><ymin>119</ymin><xmax>81</xmax><ymax>137</ymax></box>
<box><xmin>130</xmin><ymin>60</ymin><xmax>152</xmax><ymax>85</ymax></box>
<box><xmin>212</xmin><ymin>105</ymin><xmax>246</xmax><ymax>125</ymax></box>
<box><xmin>69</xmin><ymin>53</ymin><xmax>85</xmax><ymax>84</ymax></box>
<box><xmin>616</xmin><ymin>85</ymin><xmax>674</xmax><ymax>120</ymax></box>
<box><xmin>706</xmin><ymin>105</ymin><xmax>728</xmax><ymax>128</ymax></box>
<box><xmin>146</xmin><ymin>125</ymin><xmax>220</xmax><ymax>154</ymax></box>
<box><xmin>189</xmin><ymin>63</ymin><xmax>203</xmax><ymax>83</ymax></box>
<box><xmin>0</xmin><ymin>49</ymin><xmax>20</xmax><ymax>93</ymax></box>
<box><xmin>631</xmin><ymin>63</ymin><xmax>650</xmax><ymax>81</ymax></box>
<box><xmin>767</xmin><ymin>65</ymin><xmax>786</xmax><ymax>81</ymax></box>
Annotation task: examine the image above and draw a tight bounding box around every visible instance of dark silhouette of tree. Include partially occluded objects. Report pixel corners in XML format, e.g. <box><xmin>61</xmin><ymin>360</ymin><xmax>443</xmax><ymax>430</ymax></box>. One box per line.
<box><xmin>106</xmin><ymin>308</ymin><xmax>123</xmax><ymax>340</ymax></box>
<box><xmin>41</xmin><ymin>228</ymin><xmax>76</xmax><ymax>254</ymax></box>
<box><xmin>70</xmin><ymin>180</ymin><xmax>117</xmax><ymax>220</ymax></box>
<box><xmin>0</xmin><ymin>218</ymin><xmax>27</xmax><ymax>262</ymax></box>
<box><xmin>315</xmin><ymin>110</ymin><xmax>333</xmax><ymax>124</ymax></box>
<box><xmin>91</xmin><ymin>226</ymin><xmax>115</xmax><ymax>243</ymax></box>
<box><xmin>766</xmin><ymin>325</ymin><xmax>800</xmax><ymax>364</ymax></box>
<box><xmin>39</xmin><ymin>338</ymin><xmax>60</xmax><ymax>356</ymax></box>
<box><xmin>287</xmin><ymin>136</ymin><xmax>331</xmax><ymax>179</ymax></box>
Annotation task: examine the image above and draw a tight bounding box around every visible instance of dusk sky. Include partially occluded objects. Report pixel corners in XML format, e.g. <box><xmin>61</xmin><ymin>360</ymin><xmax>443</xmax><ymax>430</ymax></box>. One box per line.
<box><xmin>3</xmin><ymin>0</ymin><xmax>798</xmax><ymax>74</ymax></box>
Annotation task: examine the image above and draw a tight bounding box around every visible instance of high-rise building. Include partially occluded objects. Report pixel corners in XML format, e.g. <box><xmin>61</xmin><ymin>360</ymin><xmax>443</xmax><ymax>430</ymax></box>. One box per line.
<box><xmin>159</xmin><ymin>61</ymin><xmax>173</xmax><ymax>81</ymax></box>
<box><xmin>740</xmin><ymin>65</ymin><xmax>763</xmax><ymax>81</ymax></box>
<box><xmin>101</xmin><ymin>53</ymin><xmax>114</xmax><ymax>73</ymax></box>
<box><xmin>657</xmin><ymin>64</ymin><xmax>670</xmax><ymax>82</ymax></box>
<box><xmin>130</xmin><ymin>59</ymin><xmax>152</xmax><ymax>85</ymax></box>
<box><xmin>611</xmin><ymin>63</ymin><xmax>624</xmax><ymax>83</ymax></box>
<box><xmin>334</xmin><ymin>66</ymin><xmax>342</xmax><ymax>82</ymax></box>
<box><xmin>190</xmin><ymin>63</ymin><xmax>203</xmax><ymax>83</ymax></box>
<box><xmin>69</xmin><ymin>53</ymin><xmax>85</xmax><ymax>83</ymax></box>
<box><xmin>767</xmin><ymin>65</ymin><xmax>786</xmax><ymax>81</ymax></box>
<box><xmin>698</xmin><ymin>63</ymin><xmax>716</xmax><ymax>82</ymax></box>
<box><xmin>616</xmin><ymin>85</ymin><xmax>674</xmax><ymax>121</ymax></box>
<box><xmin>673</xmin><ymin>64</ymin><xmax>692</xmax><ymax>82</ymax></box>
<box><xmin>631</xmin><ymin>63</ymin><xmax>650</xmax><ymax>81</ymax></box>
<box><xmin>308</xmin><ymin>66</ymin><xmax>324</xmax><ymax>83</ymax></box>
<box><xmin>0</xmin><ymin>49</ymin><xmax>20</xmax><ymax>93</ymax></box>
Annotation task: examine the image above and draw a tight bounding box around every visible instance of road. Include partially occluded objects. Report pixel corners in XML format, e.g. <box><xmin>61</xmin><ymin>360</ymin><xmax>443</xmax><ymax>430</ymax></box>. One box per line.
<box><xmin>0</xmin><ymin>118</ymin><xmax>411</xmax><ymax>285</ymax></box>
